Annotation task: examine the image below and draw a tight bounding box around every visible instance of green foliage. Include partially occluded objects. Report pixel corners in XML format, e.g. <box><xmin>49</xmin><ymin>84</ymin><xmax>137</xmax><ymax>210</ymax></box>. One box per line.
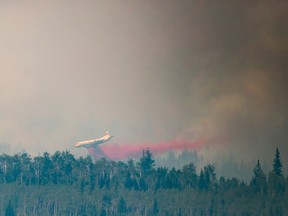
<box><xmin>250</xmin><ymin>160</ymin><xmax>267</xmax><ymax>193</ymax></box>
<box><xmin>151</xmin><ymin>198</ymin><xmax>158</xmax><ymax>215</ymax></box>
<box><xmin>117</xmin><ymin>196</ymin><xmax>127</xmax><ymax>214</ymax></box>
<box><xmin>268</xmin><ymin>171</ymin><xmax>286</xmax><ymax>195</ymax></box>
<box><xmin>182</xmin><ymin>163</ymin><xmax>198</xmax><ymax>188</ymax></box>
<box><xmin>154</xmin><ymin>167</ymin><xmax>168</xmax><ymax>190</ymax></box>
<box><xmin>204</xmin><ymin>164</ymin><xmax>217</xmax><ymax>190</ymax></box>
<box><xmin>199</xmin><ymin>169</ymin><xmax>206</xmax><ymax>190</ymax></box>
<box><xmin>273</xmin><ymin>148</ymin><xmax>283</xmax><ymax>176</ymax></box>
<box><xmin>100</xmin><ymin>208</ymin><xmax>106</xmax><ymax>216</ymax></box>
<box><xmin>267</xmin><ymin>148</ymin><xmax>286</xmax><ymax>195</ymax></box>
<box><xmin>0</xmin><ymin>148</ymin><xmax>287</xmax><ymax>215</ymax></box>
<box><xmin>166</xmin><ymin>168</ymin><xmax>181</xmax><ymax>189</ymax></box>
<box><xmin>102</xmin><ymin>194</ymin><xmax>112</xmax><ymax>209</ymax></box>
<box><xmin>4</xmin><ymin>201</ymin><xmax>15</xmax><ymax>216</ymax></box>
<box><xmin>138</xmin><ymin>149</ymin><xmax>155</xmax><ymax>175</ymax></box>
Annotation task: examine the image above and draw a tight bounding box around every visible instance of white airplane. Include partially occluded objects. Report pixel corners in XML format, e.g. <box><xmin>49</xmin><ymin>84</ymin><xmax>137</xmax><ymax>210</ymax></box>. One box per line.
<box><xmin>74</xmin><ymin>131</ymin><xmax>113</xmax><ymax>148</ymax></box>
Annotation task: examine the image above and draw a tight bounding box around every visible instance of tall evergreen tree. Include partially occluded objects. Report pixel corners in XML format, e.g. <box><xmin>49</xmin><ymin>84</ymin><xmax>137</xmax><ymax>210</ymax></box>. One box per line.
<box><xmin>138</xmin><ymin>149</ymin><xmax>155</xmax><ymax>175</ymax></box>
<box><xmin>268</xmin><ymin>148</ymin><xmax>285</xmax><ymax>195</ymax></box>
<box><xmin>182</xmin><ymin>163</ymin><xmax>198</xmax><ymax>188</ymax></box>
<box><xmin>273</xmin><ymin>148</ymin><xmax>283</xmax><ymax>176</ymax></box>
<box><xmin>198</xmin><ymin>169</ymin><xmax>206</xmax><ymax>190</ymax></box>
<box><xmin>251</xmin><ymin>160</ymin><xmax>267</xmax><ymax>193</ymax></box>
<box><xmin>204</xmin><ymin>164</ymin><xmax>217</xmax><ymax>189</ymax></box>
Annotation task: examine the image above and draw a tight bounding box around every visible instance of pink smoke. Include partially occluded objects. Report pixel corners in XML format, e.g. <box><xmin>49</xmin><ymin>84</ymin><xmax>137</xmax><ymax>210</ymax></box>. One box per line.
<box><xmin>97</xmin><ymin>138</ymin><xmax>212</xmax><ymax>160</ymax></box>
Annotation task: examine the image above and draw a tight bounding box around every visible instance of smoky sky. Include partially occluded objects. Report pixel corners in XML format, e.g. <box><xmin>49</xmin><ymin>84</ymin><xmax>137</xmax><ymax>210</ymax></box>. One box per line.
<box><xmin>1</xmin><ymin>1</ymin><xmax>288</xmax><ymax>162</ymax></box>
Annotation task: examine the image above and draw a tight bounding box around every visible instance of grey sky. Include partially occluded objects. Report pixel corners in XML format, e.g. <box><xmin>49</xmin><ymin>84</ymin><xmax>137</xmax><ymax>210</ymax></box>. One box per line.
<box><xmin>1</xmin><ymin>1</ymin><xmax>288</xmax><ymax>162</ymax></box>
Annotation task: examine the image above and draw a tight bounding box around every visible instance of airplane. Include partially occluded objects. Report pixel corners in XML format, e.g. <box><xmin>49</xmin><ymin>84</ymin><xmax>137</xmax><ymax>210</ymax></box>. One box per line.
<box><xmin>74</xmin><ymin>131</ymin><xmax>113</xmax><ymax>158</ymax></box>
<box><xmin>75</xmin><ymin>131</ymin><xmax>113</xmax><ymax>148</ymax></box>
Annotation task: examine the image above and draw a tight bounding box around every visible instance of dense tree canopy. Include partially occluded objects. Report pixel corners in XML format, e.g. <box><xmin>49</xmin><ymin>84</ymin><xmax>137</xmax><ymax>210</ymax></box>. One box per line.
<box><xmin>0</xmin><ymin>148</ymin><xmax>287</xmax><ymax>215</ymax></box>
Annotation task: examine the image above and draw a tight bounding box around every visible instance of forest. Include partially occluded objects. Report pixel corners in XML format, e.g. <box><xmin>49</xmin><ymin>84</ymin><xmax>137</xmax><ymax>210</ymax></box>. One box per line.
<box><xmin>0</xmin><ymin>148</ymin><xmax>287</xmax><ymax>216</ymax></box>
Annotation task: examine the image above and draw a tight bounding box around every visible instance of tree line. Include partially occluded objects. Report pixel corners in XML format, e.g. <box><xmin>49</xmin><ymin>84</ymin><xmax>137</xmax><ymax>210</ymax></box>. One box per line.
<box><xmin>0</xmin><ymin>148</ymin><xmax>287</xmax><ymax>215</ymax></box>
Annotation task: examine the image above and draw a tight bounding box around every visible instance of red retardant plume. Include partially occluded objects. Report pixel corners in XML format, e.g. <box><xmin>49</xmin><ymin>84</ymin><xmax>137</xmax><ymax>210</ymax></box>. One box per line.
<box><xmin>95</xmin><ymin>138</ymin><xmax>211</xmax><ymax>160</ymax></box>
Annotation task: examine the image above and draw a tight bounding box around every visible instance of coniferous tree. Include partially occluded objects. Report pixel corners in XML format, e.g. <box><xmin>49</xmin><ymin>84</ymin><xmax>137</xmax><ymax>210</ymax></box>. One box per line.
<box><xmin>273</xmin><ymin>148</ymin><xmax>283</xmax><ymax>176</ymax></box>
<box><xmin>2</xmin><ymin>148</ymin><xmax>288</xmax><ymax>215</ymax></box>
<box><xmin>138</xmin><ymin>149</ymin><xmax>155</xmax><ymax>175</ymax></box>
<box><xmin>167</xmin><ymin>168</ymin><xmax>181</xmax><ymax>189</ymax></box>
<box><xmin>155</xmin><ymin>167</ymin><xmax>168</xmax><ymax>190</ymax></box>
<box><xmin>204</xmin><ymin>164</ymin><xmax>217</xmax><ymax>190</ymax></box>
<box><xmin>182</xmin><ymin>163</ymin><xmax>198</xmax><ymax>188</ymax></box>
<box><xmin>251</xmin><ymin>160</ymin><xmax>267</xmax><ymax>193</ymax></box>
<box><xmin>198</xmin><ymin>169</ymin><xmax>206</xmax><ymax>190</ymax></box>
<box><xmin>268</xmin><ymin>148</ymin><xmax>285</xmax><ymax>195</ymax></box>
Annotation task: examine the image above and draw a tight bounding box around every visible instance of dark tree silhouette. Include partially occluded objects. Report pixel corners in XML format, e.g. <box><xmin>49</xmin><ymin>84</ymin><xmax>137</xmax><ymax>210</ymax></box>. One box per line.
<box><xmin>138</xmin><ymin>149</ymin><xmax>155</xmax><ymax>175</ymax></box>
<box><xmin>251</xmin><ymin>160</ymin><xmax>267</xmax><ymax>193</ymax></box>
<box><xmin>0</xmin><ymin>149</ymin><xmax>288</xmax><ymax>215</ymax></box>
<box><xmin>198</xmin><ymin>169</ymin><xmax>206</xmax><ymax>190</ymax></box>
<box><xmin>273</xmin><ymin>148</ymin><xmax>283</xmax><ymax>176</ymax></box>
<box><xmin>182</xmin><ymin>163</ymin><xmax>198</xmax><ymax>188</ymax></box>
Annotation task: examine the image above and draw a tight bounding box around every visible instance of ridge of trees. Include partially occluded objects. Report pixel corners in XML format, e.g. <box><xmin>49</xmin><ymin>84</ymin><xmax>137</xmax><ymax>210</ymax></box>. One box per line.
<box><xmin>0</xmin><ymin>148</ymin><xmax>287</xmax><ymax>215</ymax></box>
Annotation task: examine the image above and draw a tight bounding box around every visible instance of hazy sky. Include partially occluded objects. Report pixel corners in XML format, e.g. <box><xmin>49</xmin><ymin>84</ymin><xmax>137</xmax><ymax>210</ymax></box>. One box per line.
<box><xmin>1</xmin><ymin>1</ymin><xmax>288</xmax><ymax>162</ymax></box>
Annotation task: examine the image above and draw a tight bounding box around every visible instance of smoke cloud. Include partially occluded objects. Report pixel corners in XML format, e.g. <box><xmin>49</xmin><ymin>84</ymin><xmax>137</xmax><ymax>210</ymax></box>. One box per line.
<box><xmin>0</xmin><ymin>1</ymin><xmax>288</xmax><ymax>164</ymax></box>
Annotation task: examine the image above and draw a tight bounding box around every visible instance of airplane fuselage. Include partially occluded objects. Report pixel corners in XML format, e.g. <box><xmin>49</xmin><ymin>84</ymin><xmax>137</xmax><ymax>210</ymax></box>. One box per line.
<box><xmin>74</xmin><ymin>132</ymin><xmax>113</xmax><ymax>148</ymax></box>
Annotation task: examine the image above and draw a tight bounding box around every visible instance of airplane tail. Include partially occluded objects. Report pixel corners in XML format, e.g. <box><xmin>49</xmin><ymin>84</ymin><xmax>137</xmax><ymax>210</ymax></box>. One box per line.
<box><xmin>105</xmin><ymin>131</ymin><xmax>110</xmax><ymax>136</ymax></box>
